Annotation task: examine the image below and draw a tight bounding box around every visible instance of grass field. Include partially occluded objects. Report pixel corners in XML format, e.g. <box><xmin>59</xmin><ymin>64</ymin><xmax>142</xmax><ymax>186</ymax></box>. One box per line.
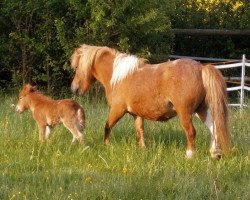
<box><xmin>0</xmin><ymin>94</ymin><xmax>249</xmax><ymax>200</ymax></box>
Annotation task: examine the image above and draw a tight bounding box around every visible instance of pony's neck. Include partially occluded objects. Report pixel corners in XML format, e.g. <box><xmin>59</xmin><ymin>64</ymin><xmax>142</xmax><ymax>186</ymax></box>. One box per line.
<box><xmin>92</xmin><ymin>50</ymin><xmax>117</xmax><ymax>104</ymax></box>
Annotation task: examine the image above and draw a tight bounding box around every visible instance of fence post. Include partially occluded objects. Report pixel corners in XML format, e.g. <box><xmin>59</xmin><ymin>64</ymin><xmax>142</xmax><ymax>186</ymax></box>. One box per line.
<box><xmin>240</xmin><ymin>54</ymin><xmax>246</xmax><ymax>109</ymax></box>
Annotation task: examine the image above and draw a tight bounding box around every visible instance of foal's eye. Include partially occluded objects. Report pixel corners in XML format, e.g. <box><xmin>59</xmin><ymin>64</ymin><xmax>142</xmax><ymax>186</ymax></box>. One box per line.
<box><xmin>19</xmin><ymin>97</ymin><xmax>23</xmax><ymax>100</ymax></box>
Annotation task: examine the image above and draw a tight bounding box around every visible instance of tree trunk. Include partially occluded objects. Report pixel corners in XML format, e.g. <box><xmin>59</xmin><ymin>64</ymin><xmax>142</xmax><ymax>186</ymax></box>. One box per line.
<box><xmin>21</xmin><ymin>42</ymin><xmax>27</xmax><ymax>85</ymax></box>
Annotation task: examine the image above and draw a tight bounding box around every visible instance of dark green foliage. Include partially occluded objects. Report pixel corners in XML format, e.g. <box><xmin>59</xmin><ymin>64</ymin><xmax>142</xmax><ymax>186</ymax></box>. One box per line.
<box><xmin>0</xmin><ymin>0</ymin><xmax>249</xmax><ymax>94</ymax></box>
<box><xmin>0</xmin><ymin>0</ymin><xmax>173</xmax><ymax>94</ymax></box>
<box><xmin>171</xmin><ymin>0</ymin><xmax>250</xmax><ymax>58</ymax></box>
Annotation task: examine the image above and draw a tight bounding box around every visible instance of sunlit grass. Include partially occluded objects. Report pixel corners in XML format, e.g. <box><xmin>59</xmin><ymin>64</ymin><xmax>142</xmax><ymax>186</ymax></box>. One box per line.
<box><xmin>0</xmin><ymin>95</ymin><xmax>249</xmax><ymax>199</ymax></box>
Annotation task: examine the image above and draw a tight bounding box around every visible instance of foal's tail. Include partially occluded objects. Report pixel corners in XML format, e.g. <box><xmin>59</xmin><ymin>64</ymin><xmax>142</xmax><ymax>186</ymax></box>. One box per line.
<box><xmin>77</xmin><ymin>107</ymin><xmax>86</xmax><ymax>130</ymax></box>
<box><xmin>202</xmin><ymin>65</ymin><xmax>231</xmax><ymax>154</ymax></box>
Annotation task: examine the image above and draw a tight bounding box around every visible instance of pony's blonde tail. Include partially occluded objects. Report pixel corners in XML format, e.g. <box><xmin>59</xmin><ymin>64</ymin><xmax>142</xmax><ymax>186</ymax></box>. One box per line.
<box><xmin>202</xmin><ymin>65</ymin><xmax>231</xmax><ymax>154</ymax></box>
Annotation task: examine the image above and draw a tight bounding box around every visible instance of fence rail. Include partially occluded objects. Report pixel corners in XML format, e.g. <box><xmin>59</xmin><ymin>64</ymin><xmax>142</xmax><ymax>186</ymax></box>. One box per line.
<box><xmin>170</xmin><ymin>54</ymin><xmax>249</xmax><ymax>108</ymax></box>
<box><xmin>215</xmin><ymin>55</ymin><xmax>249</xmax><ymax>108</ymax></box>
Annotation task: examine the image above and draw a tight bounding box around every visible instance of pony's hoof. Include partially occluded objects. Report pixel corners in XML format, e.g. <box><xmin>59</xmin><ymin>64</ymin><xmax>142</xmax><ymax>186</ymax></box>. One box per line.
<box><xmin>185</xmin><ymin>150</ymin><xmax>194</xmax><ymax>159</ymax></box>
<box><xmin>104</xmin><ymin>139</ymin><xmax>110</xmax><ymax>145</ymax></box>
<box><xmin>210</xmin><ymin>149</ymin><xmax>222</xmax><ymax>160</ymax></box>
<box><xmin>211</xmin><ymin>153</ymin><xmax>222</xmax><ymax>160</ymax></box>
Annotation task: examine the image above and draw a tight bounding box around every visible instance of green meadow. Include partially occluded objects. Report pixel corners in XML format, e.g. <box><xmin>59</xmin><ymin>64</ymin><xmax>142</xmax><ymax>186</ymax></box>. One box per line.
<box><xmin>0</xmin><ymin>94</ymin><xmax>249</xmax><ymax>200</ymax></box>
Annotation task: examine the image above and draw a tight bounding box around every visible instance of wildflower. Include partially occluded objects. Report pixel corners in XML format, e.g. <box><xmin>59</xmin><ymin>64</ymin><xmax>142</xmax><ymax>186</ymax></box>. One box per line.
<box><xmin>87</xmin><ymin>163</ymin><xmax>92</xmax><ymax>169</ymax></box>
<box><xmin>85</xmin><ymin>176</ymin><xmax>92</xmax><ymax>183</ymax></box>
<box><xmin>122</xmin><ymin>167</ymin><xmax>128</xmax><ymax>174</ymax></box>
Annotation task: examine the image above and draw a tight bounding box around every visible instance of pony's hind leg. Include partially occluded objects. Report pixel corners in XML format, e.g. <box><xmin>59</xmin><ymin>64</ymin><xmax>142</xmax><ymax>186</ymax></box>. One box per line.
<box><xmin>105</xmin><ymin>105</ymin><xmax>125</xmax><ymax>145</ymax></box>
<box><xmin>134</xmin><ymin>116</ymin><xmax>146</xmax><ymax>148</ymax></box>
<box><xmin>196</xmin><ymin>105</ymin><xmax>222</xmax><ymax>159</ymax></box>
<box><xmin>178</xmin><ymin>112</ymin><xmax>196</xmax><ymax>158</ymax></box>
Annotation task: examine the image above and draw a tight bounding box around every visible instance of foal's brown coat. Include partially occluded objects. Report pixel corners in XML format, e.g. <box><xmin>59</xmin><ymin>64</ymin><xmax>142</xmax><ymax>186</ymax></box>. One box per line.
<box><xmin>16</xmin><ymin>84</ymin><xmax>85</xmax><ymax>143</ymax></box>
<box><xmin>70</xmin><ymin>44</ymin><xmax>230</xmax><ymax>158</ymax></box>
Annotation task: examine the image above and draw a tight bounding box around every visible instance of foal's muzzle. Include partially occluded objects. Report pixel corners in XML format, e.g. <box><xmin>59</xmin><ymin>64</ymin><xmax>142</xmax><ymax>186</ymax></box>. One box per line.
<box><xmin>15</xmin><ymin>105</ymin><xmax>23</xmax><ymax>113</ymax></box>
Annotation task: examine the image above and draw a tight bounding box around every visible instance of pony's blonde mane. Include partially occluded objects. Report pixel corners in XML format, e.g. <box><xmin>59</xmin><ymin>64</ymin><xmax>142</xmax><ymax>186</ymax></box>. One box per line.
<box><xmin>111</xmin><ymin>53</ymin><xmax>140</xmax><ymax>86</ymax></box>
<box><xmin>70</xmin><ymin>44</ymin><xmax>102</xmax><ymax>75</ymax></box>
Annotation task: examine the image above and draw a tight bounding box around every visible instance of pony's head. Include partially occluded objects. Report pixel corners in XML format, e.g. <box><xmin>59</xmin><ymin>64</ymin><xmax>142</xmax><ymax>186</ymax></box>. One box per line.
<box><xmin>70</xmin><ymin>44</ymin><xmax>100</xmax><ymax>95</ymax></box>
<box><xmin>16</xmin><ymin>84</ymin><xmax>37</xmax><ymax>113</ymax></box>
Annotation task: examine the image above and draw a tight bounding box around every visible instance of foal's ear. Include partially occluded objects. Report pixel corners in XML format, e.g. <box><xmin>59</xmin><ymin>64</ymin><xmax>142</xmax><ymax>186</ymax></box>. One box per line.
<box><xmin>24</xmin><ymin>84</ymin><xmax>37</xmax><ymax>92</ymax></box>
<box><xmin>30</xmin><ymin>85</ymin><xmax>37</xmax><ymax>92</ymax></box>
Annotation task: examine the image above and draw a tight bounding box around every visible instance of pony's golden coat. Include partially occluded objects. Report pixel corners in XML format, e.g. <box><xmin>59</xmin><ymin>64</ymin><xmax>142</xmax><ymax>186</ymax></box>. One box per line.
<box><xmin>71</xmin><ymin>44</ymin><xmax>230</xmax><ymax>158</ymax></box>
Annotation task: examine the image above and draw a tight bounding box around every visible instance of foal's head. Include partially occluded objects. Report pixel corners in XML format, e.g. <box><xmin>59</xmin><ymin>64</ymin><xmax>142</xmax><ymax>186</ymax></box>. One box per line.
<box><xmin>70</xmin><ymin>45</ymin><xmax>99</xmax><ymax>95</ymax></box>
<box><xmin>16</xmin><ymin>84</ymin><xmax>37</xmax><ymax>113</ymax></box>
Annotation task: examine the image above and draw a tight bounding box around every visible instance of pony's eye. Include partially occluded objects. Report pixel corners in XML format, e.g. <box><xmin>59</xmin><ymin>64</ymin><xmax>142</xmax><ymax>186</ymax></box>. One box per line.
<box><xmin>19</xmin><ymin>97</ymin><xmax>23</xmax><ymax>100</ymax></box>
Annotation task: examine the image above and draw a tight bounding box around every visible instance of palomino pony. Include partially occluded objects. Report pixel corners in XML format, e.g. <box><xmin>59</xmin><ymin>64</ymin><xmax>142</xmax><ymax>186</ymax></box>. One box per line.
<box><xmin>70</xmin><ymin>44</ymin><xmax>230</xmax><ymax>159</ymax></box>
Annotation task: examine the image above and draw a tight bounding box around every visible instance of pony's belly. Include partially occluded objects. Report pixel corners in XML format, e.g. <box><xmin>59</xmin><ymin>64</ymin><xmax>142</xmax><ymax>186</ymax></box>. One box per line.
<box><xmin>128</xmin><ymin>101</ymin><xmax>177</xmax><ymax>121</ymax></box>
<box><xmin>46</xmin><ymin>116</ymin><xmax>60</xmax><ymax>126</ymax></box>
<box><xmin>134</xmin><ymin>111</ymin><xmax>177</xmax><ymax>121</ymax></box>
<box><xmin>156</xmin><ymin>112</ymin><xmax>177</xmax><ymax>121</ymax></box>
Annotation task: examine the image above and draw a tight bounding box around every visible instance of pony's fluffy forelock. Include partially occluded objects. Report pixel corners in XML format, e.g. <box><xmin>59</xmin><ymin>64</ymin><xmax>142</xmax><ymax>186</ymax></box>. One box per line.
<box><xmin>71</xmin><ymin>45</ymin><xmax>140</xmax><ymax>86</ymax></box>
<box><xmin>110</xmin><ymin>53</ymin><xmax>139</xmax><ymax>86</ymax></box>
<box><xmin>70</xmin><ymin>45</ymin><xmax>101</xmax><ymax>75</ymax></box>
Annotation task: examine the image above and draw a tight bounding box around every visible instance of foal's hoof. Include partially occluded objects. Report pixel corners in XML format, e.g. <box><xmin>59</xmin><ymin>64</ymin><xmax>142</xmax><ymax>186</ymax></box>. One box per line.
<box><xmin>72</xmin><ymin>140</ymin><xmax>84</xmax><ymax>146</ymax></box>
<box><xmin>139</xmin><ymin>142</ymin><xmax>146</xmax><ymax>149</ymax></box>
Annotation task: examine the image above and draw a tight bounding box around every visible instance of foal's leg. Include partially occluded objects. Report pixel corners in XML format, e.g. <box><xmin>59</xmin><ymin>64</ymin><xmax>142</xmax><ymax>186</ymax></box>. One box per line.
<box><xmin>104</xmin><ymin>106</ymin><xmax>125</xmax><ymax>145</ymax></box>
<box><xmin>134</xmin><ymin>116</ymin><xmax>146</xmax><ymax>148</ymax></box>
<box><xmin>62</xmin><ymin>119</ymin><xmax>83</xmax><ymax>144</ymax></box>
<box><xmin>178</xmin><ymin>112</ymin><xmax>196</xmax><ymax>158</ymax></box>
<box><xmin>37</xmin><ymin>123</ymin><xmax>46</xmax><ymax>142</ymax></box>
<box><xmin>196</xmin><ymin>104</ymin><xmax>222</xmax><ymax>159</ymax></box>
<box><xmin>44</xmin><ymin>126</ymin><xmax>51</xmax><ymax>140</ymax></box>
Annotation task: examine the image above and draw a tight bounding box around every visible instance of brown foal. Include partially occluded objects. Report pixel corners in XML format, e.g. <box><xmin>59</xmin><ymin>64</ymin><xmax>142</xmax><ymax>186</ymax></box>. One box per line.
<box><xmin>16</xmin><ymin>84</ymin><xmax>85</xmax><ymax>144</ymax></box>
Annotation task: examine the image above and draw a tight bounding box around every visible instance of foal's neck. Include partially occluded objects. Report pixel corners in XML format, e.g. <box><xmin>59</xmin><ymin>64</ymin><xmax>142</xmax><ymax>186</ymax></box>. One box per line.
<box><xmin>28</xmin><ymin>92</ymin><xmax>53</xmax><ymax>109</ymax></box>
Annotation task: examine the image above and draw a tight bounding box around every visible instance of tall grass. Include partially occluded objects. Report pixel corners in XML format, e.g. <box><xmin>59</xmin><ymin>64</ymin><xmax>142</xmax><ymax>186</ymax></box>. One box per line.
<box><xmin>0</xmin><ymin>95</ymin><xmax>249</xmax><ymax>199</ymax></box>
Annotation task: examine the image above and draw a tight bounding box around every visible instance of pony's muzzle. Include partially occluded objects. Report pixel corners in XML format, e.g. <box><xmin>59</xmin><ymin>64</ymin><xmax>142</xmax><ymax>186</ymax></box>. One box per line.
<box><xmin>71</xmin><ymin>84</ymin><xmax>79</xmax><ymax>95</ymax></box>
<box><xmin>71</xmin><ymin>83</ymin><xmax>86</xmax><ymax>96</ymax></box>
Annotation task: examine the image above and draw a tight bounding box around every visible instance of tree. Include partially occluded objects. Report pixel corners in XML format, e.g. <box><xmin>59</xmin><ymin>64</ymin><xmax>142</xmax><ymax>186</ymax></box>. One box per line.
<box><xmin>170</xmin><ymin>0</ymin><xmax>250</xmax><ymax>58</ymax></box>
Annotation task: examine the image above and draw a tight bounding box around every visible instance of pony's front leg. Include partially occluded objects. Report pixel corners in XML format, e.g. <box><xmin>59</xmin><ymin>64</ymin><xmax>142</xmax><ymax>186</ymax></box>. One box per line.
<box><xmin>134</xmin><ymin>116</ymin><xmax>146</xmax><ymax>148</ymax></box>
<box><xmin>104</xmin><ymin>106</ymin><xmax>125</xmax><ymax>145</ymax></box>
